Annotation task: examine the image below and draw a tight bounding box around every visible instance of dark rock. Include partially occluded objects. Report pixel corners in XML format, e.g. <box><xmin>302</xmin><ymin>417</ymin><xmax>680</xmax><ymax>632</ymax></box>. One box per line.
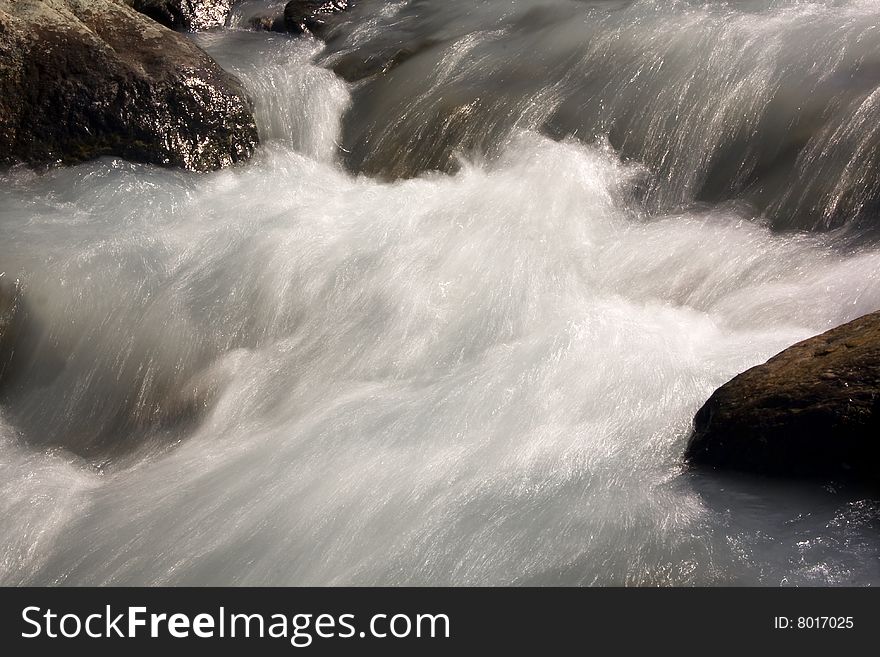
<box><xmin>686</xmin><ymin>311</ymin><xmax>880</xmax><ymax>479</ymax></box>
<box><xmin>125</xmin><ymin>0</ymin><xmax>232</xmax><ymax>31</ymax></box>
<box><xmin>283</xmin><ymin>0</ymin><xmax>350</xmax><ymax>39</ymax></box>
<box><xmin>244</xmin><ymin>1</ymin><xmax>353</xmax><ymax>40</ymax></box>
<box><xmin>0</xmin><ymin>0</ymin><xmax>258</xmax><ymax>171</ymax></box>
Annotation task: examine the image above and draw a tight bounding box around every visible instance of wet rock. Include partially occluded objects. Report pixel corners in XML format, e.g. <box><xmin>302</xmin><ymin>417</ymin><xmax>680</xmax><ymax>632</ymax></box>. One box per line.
<box><xmin>0</xmin><ymin>0</ymin><xmax>258</xmax><ymax>171</ymax></box>
<box><xmin>125</xmin><ymin>0</ymin><xmax>232</xmax><ymax>31</ymax></box>
<box><xmin>686</xmin><ymin>311</ymin><xmax>880</xmax><ymax>480</ymax></box>
<box><xmin>244</xmin><ymin>1</ymin><xmax>352</xmax><ymax>39</ymax></box>
<box><xmin>283</xmin><ymin>0</ymin><xmax>350</xmax><ymax>39</ymax></box>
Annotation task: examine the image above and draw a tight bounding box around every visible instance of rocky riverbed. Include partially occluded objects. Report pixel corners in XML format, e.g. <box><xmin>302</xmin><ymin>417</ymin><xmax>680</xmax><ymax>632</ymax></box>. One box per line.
<box><xmin>0</xmin><ymin>0</ymin><xmax>878</xmax><ymax>585</ymax></box>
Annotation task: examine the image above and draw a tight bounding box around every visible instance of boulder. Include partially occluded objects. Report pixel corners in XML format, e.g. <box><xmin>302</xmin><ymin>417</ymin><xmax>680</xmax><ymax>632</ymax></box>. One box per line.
<box><xmin>686</xmin><ymin>311</ymin><xmax>880</xmax><ymax>479</ymax></box>
<box><xmin>0</xmin><ymin>0</ymin><xmax>258</xmax><ymax>171</ymax></box>
<box><xmin>125</xmin><ymin>0</ymin><xmax>232</xmax><ymax>31</ymax></box>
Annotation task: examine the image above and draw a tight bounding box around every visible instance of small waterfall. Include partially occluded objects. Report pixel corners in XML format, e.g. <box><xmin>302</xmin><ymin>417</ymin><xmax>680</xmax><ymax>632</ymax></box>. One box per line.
<box><xmin>326</xmin><ymin>0</ymin><xmax>880</xmax><ymax>230</ymax></box>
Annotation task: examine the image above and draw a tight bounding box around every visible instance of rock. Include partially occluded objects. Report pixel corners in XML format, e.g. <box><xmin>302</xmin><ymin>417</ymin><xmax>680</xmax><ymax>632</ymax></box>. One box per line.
<box><xmin>283</xmin><ymin>0</ymin><xmax>350</xmax><ymax>38</ymax></box>
<box><xmin>686</xmin><ymin>311</ymin><xmax>880</xmax><ymax>479</ymax></box>
<box><xmin>125</xmin><ymin>0</ymin><xmax>232</xmax><ymax>31</ymax></box>
<box><xmin>244</xmin><ymin>1</ymin><xmax>352</xmax><ymax>39</ymax></box>
<box><xmin>0</xmin><ymin>0</ymin><xmax>258</xmax><ymax>171</ymax></box>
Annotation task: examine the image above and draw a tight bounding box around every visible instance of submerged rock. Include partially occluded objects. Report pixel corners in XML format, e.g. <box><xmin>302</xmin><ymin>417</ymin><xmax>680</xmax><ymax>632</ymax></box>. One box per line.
<box><xmin>247</xmin><ymin>11</ymin><xmax>286</xmax><ymax>33</ymax></box>
<box><xmin>0</xmin><ymin>278</ymin><xmax>12</xmax><ymax>329</ymax></box>
<box><xmin>0</xmin><ymin>276</ymin><xmax>64</xmax><ymax>397</ymax></box>
<box><xmin>125</xmin><ymin>0</ymin><xmax>232</xmax><ymax>31</ymax></box>
<box><xmin>0</xmin><ymin>276</ymin><xmax>214</xmax><ymax>458</ymax></box>
<box><xmin>330</xmin><ymin>39</ymin><xmax>439</xmax><ymax>83</ymax></box>
<box><xmin>0</xmin><ymin>0</ymin><xmax>258</xmax><ymax>171</ymax></box>
<box><xmin>686</xmin><ymin>311</ymin><xmax>880</xmax><ymax>479</ymax></box>
<box><xmin>0</xmin><ymin>277</ymin><xmax>16</xmax><ymax>385</ymax></box>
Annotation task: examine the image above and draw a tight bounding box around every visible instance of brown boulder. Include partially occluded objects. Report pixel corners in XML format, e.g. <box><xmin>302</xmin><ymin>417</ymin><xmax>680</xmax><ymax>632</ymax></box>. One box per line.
<box><xmin>0</xmin><ymin>0</ymin><xmax>258</xmax><ymax>171</ymax></box>
<box><xmin>686</xmin><ymin>311</ymin><xmax>880</xmax><ymax>479</ymax></box>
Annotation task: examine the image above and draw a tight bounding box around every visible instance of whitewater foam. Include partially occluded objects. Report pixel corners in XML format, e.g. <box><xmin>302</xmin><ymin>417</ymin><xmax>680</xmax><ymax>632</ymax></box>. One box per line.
<box><xmin>0</xmin><ymin>4</ymin><xmax>878</xmax><ymax>586</ymax></box>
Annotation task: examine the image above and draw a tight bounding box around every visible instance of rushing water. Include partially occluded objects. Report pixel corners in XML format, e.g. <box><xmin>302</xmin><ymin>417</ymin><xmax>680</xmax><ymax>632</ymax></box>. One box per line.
<box><xmin>1</xmin><ymin>0</ymin><xmax>879</xmax><ymax>585</ymax></box>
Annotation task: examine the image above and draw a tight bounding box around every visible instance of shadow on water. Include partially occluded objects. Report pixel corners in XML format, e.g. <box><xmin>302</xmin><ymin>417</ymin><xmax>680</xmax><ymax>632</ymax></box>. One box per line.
<box><xmin>519</xmin><ymin>467</ymin><xmax>880</xmax><ymax>586</ymax></box>
<box><xmin>680</xmin><ymin>467</ymin><xmax>880</xmax><ymax>586</ymax></box>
